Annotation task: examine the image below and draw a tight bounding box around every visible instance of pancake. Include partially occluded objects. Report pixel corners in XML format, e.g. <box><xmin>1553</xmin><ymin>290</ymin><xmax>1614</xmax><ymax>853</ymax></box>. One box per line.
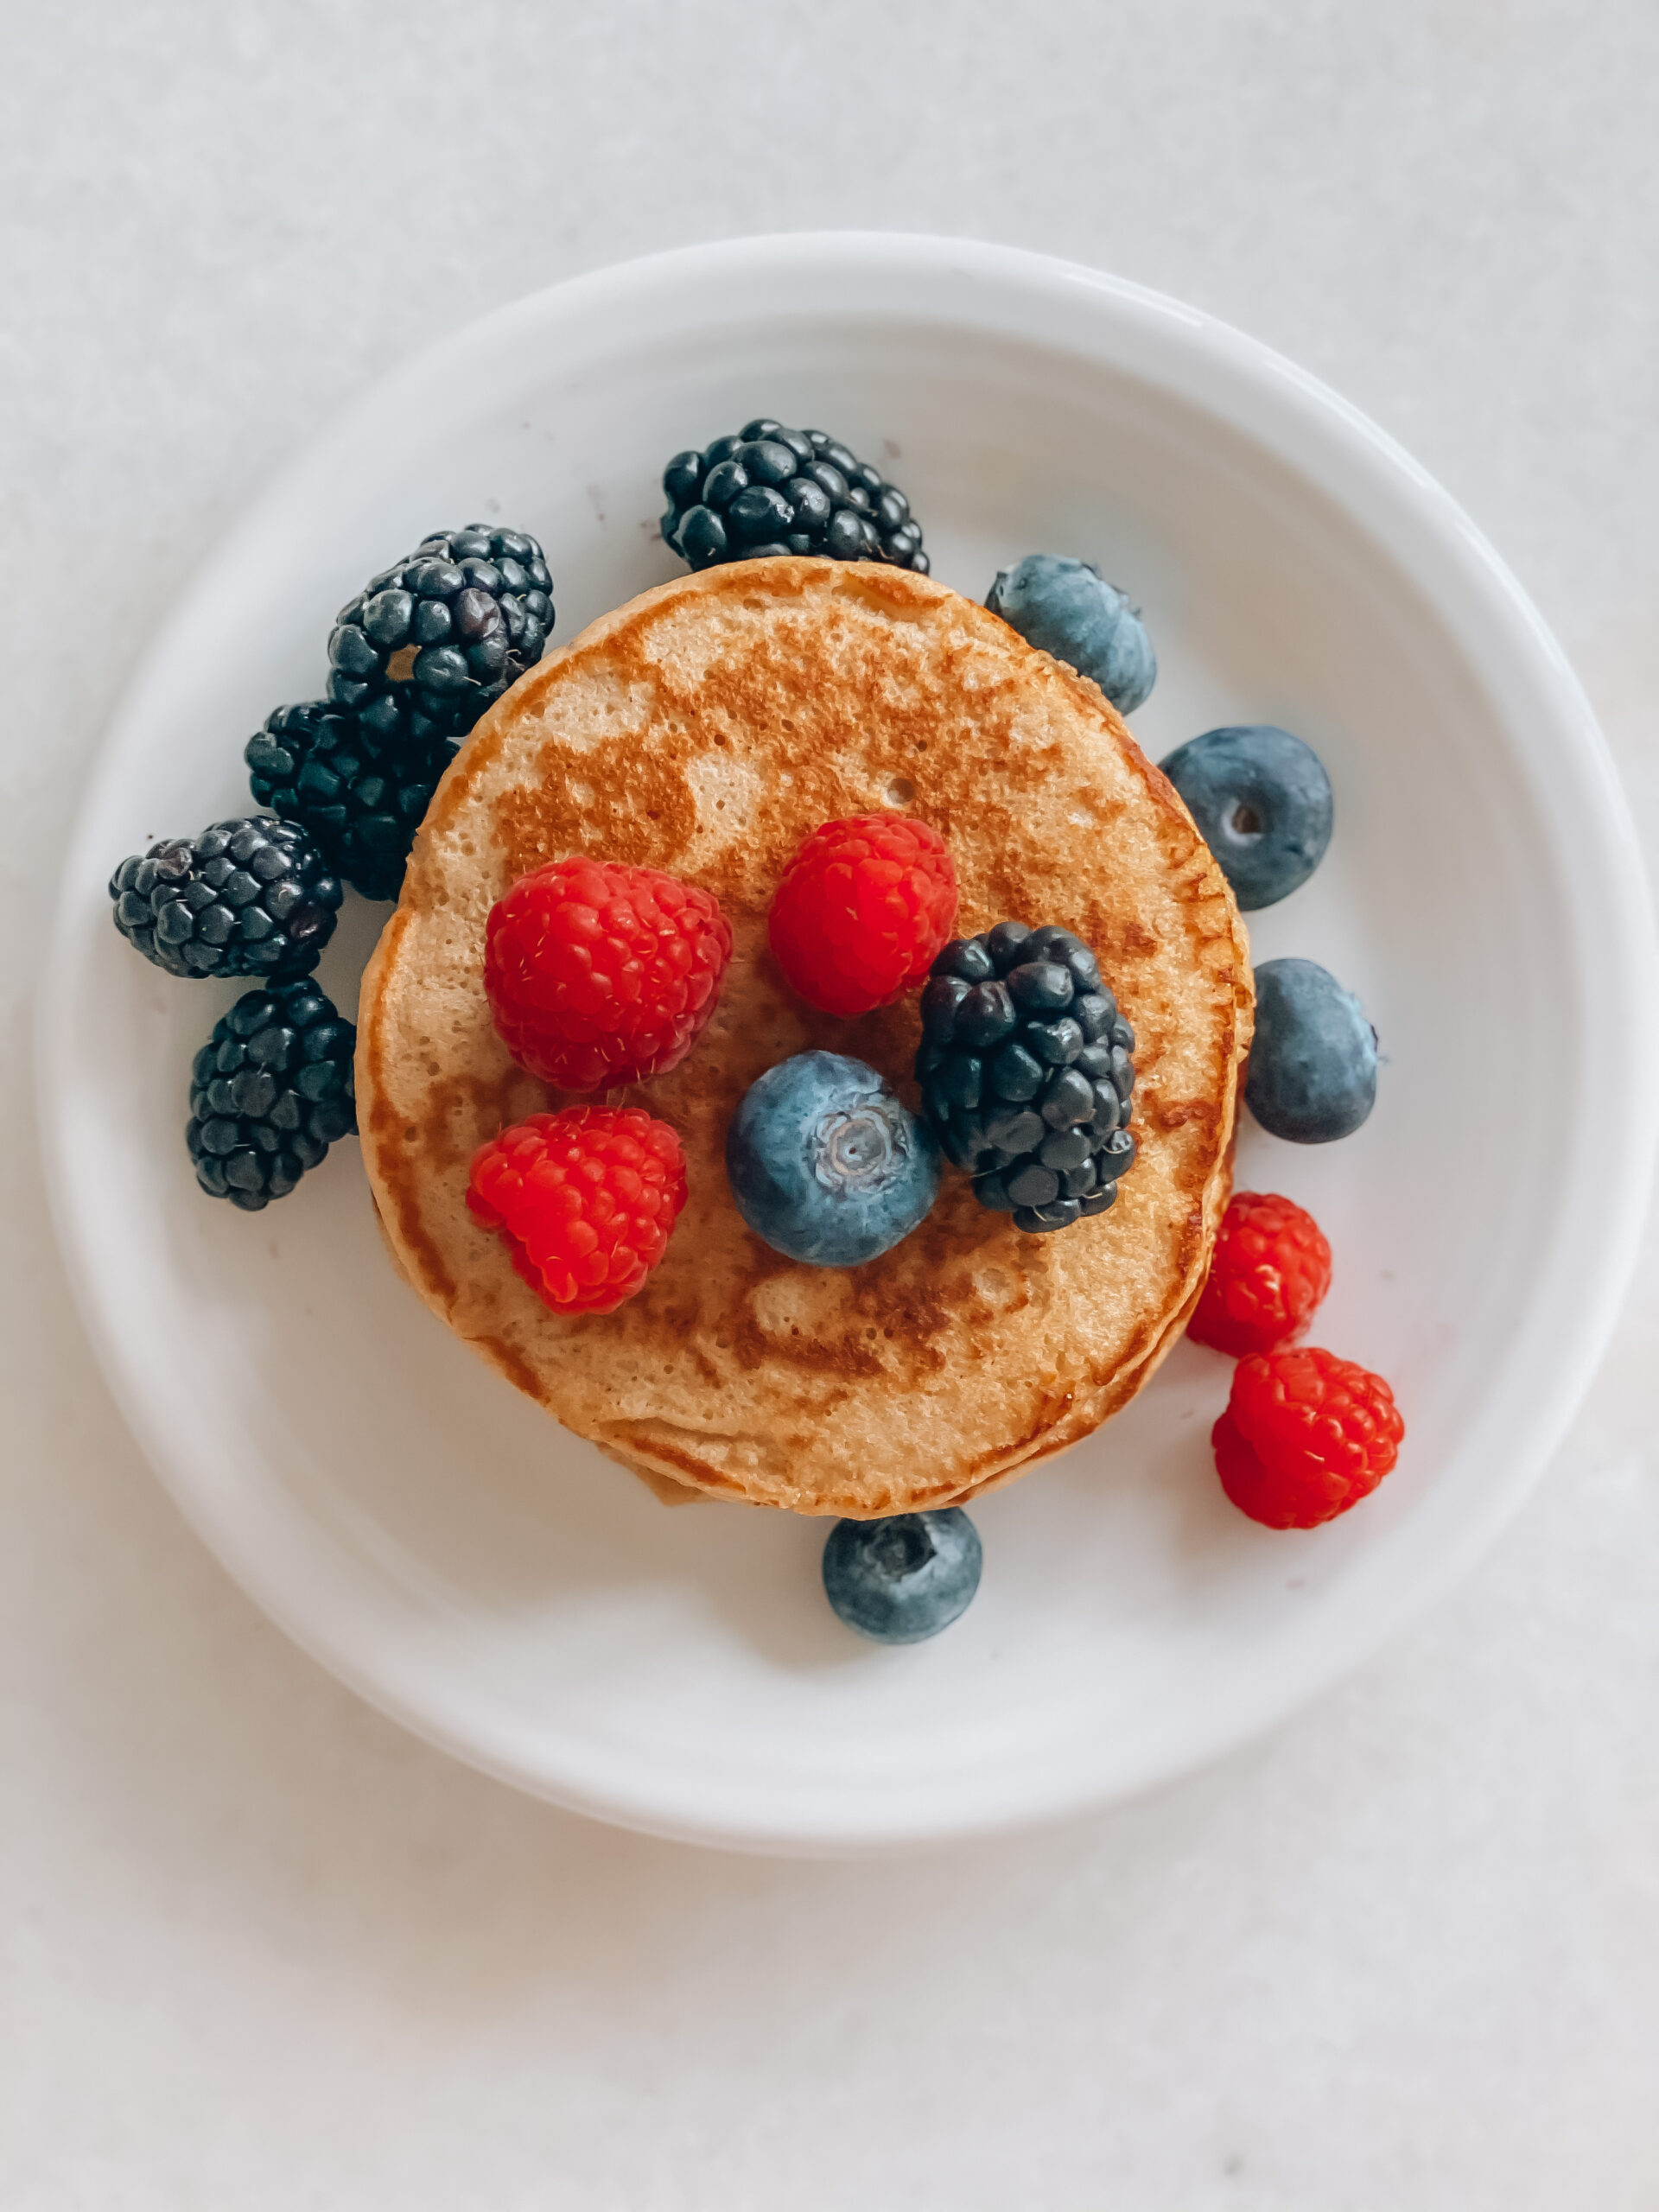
<box><xmin>357</xmin><ymin>557</ymin><xmax>1252</xmax><ymax>1516</ymax></box>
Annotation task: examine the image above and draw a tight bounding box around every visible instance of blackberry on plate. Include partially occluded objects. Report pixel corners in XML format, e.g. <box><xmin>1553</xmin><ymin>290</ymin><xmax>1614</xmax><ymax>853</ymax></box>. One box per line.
<box><xmin>187</xmin><ymin>981</ymin><xmax>356</xmax><ymax>1210</ymax></box>
<box><xmin>915</xmin><ymin>919</ymin><xmax>1138</xmax><ymax>1235</ymax></box>
<box><xmin>109</xmin><ymin>817</ymin><xmax>342</xmax><ymax>979</ymax></box>
<box><xmin>326</xmin><ymin>526</ymin><xmax>554</xmax><ymax>739</ymax></box>
<box><xmin>661</xmin><ymin>419</ymin><xmax>927</xmax><ymax>573</ymax></box>
<box><xmin>245</xmin><ymin>698</ymin><xmax>458</xmax><ymax>903</ymax></box>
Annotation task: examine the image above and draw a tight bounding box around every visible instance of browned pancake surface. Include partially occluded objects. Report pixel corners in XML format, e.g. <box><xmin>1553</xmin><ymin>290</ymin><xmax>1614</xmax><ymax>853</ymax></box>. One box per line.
<box><xmin>358</xmin><ymin>559</ymin><xmax>1251</xmax><ymax>1515</ymax></box>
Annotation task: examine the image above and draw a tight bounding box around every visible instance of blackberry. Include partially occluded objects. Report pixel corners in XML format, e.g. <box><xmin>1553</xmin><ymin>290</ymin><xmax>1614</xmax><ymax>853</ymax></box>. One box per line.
<box><xmin>109</xmin><ymin>817</ymin><xmax>342</xmax><ymax>979</ymax></box>
<box><xmin>661</xmin><ymin>419</ymin><xmax>927</xmax><ymax>573</ymax></box>
<box><xmin>326</xmin><ymin>526</ymin><xmax>554</xmax><ymax>737</ymax></box>
<box><xmin>245</xmin><ymin>698</ymin><xmax>458</xmax><ymax>903</ymax></box>
<box><xmin>914</xmin><ymin>921</ymin><xmax>1138</xmax><ymax>1235</ymax></box>
<box><xmin>187</xmin><ymin>982</ymin><xmax>357</xmax><ymax>1210</ymax></box>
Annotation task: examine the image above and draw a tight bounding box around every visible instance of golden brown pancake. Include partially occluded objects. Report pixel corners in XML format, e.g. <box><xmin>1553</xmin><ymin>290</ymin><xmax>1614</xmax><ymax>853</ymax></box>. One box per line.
<box><xmin>357</xmin><ymin>557</ymin><xmax>1252</xmax><ymax>1516</ymax></box>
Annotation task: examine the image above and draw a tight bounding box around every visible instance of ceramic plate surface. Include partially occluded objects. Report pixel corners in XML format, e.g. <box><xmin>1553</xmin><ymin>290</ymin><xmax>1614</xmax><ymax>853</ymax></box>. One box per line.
<box><xmin>40</xmin><ymin>234</ymin><xmax>1657</xmax><ymax>1853</ymax></box>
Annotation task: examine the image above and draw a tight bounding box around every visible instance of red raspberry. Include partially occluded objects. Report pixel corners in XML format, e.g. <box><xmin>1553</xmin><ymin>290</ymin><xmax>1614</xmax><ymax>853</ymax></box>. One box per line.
<box><xmin>768</xmin><ymin>815</ymin><xmax>957</xmax><ymax>1018</ymax></box>
<box><xmin>467</xmin><ymin>1108</ymin><xmax>687</xmax><ymax>1315</ymax></box>
<box><xmin>485</xmin><ymin>857</ymin><xmax>732</xmax><ymax>1091</ymax></box>
<box><xmin>1213</xmin><ymin>1347</ymin><xmax>1404</xmax><ymax>1529</ymax></box>
<box><xmin>1188</xmin><ymin>1190</ymin><xmax>1332</xmax><ymax>1357</ymax></box>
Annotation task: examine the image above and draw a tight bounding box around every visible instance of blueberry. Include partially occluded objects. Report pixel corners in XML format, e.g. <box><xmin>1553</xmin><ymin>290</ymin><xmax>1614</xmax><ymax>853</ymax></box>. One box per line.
<box><xmin>726</xmin><ymin>1052</ymin><xmax>941</xmax><ymax>1267</ymax></box>
<box><xmin>986</xmin><ymin>555</ymin><xmax>1156</xmax><ymax>714</ymax></box>
<box><xmin>821</xmin><ymin>1510</ymin><xmax>982</xmax><ymax>1643</ymax></box>
<box><xmin>1246</xmin><ymin>957</ymin><xmax>1377</xmax><ymax>1141</ymax></box>
<box><xmin>1159</xmin><ymin>725</ymin><xmax>1334</xmax><ymax>910</ymax></box>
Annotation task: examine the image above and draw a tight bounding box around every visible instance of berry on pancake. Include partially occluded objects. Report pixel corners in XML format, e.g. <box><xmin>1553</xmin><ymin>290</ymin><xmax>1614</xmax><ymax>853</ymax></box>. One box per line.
<box><xmin>485</xmin><ymin>858</ymin><xmax>733</xmax><ymax>1091</ymax></box>
<box><xmin>726</xmin><ymin>1052</ymin><xmax>941</xmax><ymax>1268</ymax></box>
<box><xmin>769</xmin><ymin>814</ymin><xmax>957</xmax><ymax>1019</ymax></box>
<box><xmin>467</xmin><ymin>1108</ymin><xmax>687</xmax><ymax>1316</ymax></box>
<box><xmin>917</xmin><ymin>920</ymin><xmax>1138</xmax><ymax>1235</ymax></box>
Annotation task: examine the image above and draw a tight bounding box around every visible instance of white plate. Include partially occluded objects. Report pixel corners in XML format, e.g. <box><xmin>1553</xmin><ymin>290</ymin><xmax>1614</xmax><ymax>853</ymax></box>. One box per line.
<box><xmin>39</xmin><ymin>234</ymin><xmax>1658</xmax><ymax>1853</ymax></box>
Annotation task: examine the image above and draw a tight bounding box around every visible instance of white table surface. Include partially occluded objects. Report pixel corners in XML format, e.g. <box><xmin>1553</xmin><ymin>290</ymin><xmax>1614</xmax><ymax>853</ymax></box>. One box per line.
<box><xmin>4</xmin><ymin>4</ymin><xmax>1656</xmax><ymax>2205</ymax></box>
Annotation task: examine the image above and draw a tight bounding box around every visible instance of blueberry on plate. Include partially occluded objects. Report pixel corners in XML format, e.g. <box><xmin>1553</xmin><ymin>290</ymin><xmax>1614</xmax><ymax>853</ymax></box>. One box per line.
<box><xmin>986</xmin><ymin>555</ymin><xmax>1156</xmax><ymax>714</ymax></box>
<box><xmin>726</xmin><ymin>1052</ymin><xmax>940</xmax><ymax>1266</ymax></box>
<box><xmin>1246</xmin><ymin>957</ymin><xmax>1377</xmax><ymax>1142</ymax></box>
<box><xmin>1159</xmin><ymin>724</ymin><xmax>1333</xmax><ymax>911</ymax></box>
<box><xmin>823</xmin><ymin>1509</ymin><xmax>982</xmax><ymax>1643</ymax></box>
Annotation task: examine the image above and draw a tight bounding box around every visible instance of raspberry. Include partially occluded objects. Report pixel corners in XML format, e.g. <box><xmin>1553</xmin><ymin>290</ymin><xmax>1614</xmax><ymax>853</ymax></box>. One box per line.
<box><xmin>1187</xmin><ymin>1190</ymin><xmax>1332</xmax><ymax>1357</ymax></box>
<box><xmin>467</xmin><ymin>1108</ymin><xmax>687</xmax><ymax>1315</ymax></box>
<box><xmin>769</xmin><ymin>816</ymin><xmax>957</xmax><ymax>1018</ymax></box>
<box><xmin>1213</xmin><ymin>1347</ymin><xmax>1404</xmax><ymax>1529</ymax></box>
<box><xmin>485</xmin><ymin>858</ymin><xmax>732</xmax><ymax>1091</ymax></box>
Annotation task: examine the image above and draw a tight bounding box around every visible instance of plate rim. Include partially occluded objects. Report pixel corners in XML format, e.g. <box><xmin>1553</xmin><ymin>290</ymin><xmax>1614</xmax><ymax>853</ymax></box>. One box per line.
<box><xmin>36</xmin><ymin>229</ymin><xmax>1659</xmax><ymax>1853</ymax></box>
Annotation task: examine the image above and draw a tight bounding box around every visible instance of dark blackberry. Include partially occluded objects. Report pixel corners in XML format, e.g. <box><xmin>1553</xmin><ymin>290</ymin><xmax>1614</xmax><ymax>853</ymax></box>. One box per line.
<box><xmin>914</xmin><ymin>921</ymin><xmax>1138</xmax><ymax>1235</ymax></box>
<box><xmin>245</xmin><ymin>698</ymin><xmax>457</xmax><ymax>903</ymax></box>
<box><xmin>326</xmin><ymin>525</ymin><xmax>554</xmax><ymax>737</ymax></box>
<box><xmin>187</xmin><ymin>982</ymin><xmax>356</xmax><ymax>1210</ymax></box>
<box><xmin>109</xmin><ymin>817</ymin><xmax>342</xmax><ymax>980</ymax></box>
<box><xmin>661</xmin><ymin>419</ymin><xmax>927</xmax><ymax>574</ymax></box>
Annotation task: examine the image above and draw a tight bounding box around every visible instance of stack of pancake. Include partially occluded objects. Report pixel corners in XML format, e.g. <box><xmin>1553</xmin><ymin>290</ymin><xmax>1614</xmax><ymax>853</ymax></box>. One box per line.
<box><xmin>357</xmin><ymin>557</ymin><xmax>1252</xmax><ymax>1516</ymax></box>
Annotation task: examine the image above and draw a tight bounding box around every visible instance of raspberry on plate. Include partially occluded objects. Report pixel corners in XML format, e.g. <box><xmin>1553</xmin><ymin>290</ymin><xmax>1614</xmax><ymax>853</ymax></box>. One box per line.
<box><xmin>467</xmin><ymin>1108</ymin><xmax>687</xmax><ymax>1315</ymax></box>
<box><xmin>485</xmin><ymin>857</ymin><xmax>732</xmax><ymax>1091</ymax></box>
<box><xmin>768</xmin><ymin>815</ymin><xmax>957</xmax><ymax>1018</ymax></box>
<box><xmin>1213</xmin><ymin>1346</ymin><xmax>1404</xmax><ymax>1529</ymax></box>
<box><xmin>1187</xmin><ymin>1190</ymin><xmax>1332</xmax><ymax>1357</ymax></box>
